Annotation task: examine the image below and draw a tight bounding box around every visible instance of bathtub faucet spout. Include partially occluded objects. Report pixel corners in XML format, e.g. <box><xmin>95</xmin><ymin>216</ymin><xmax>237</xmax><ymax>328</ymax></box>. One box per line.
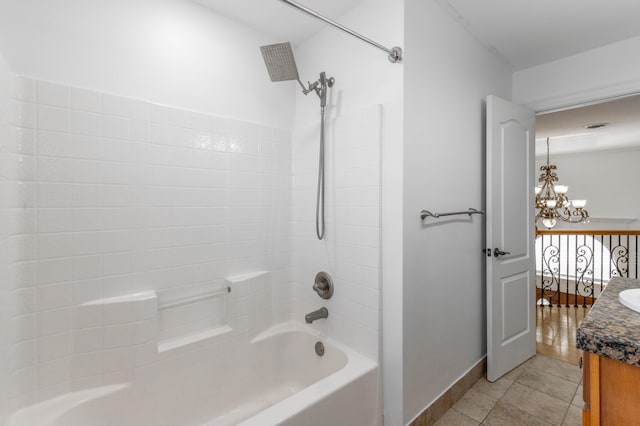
<box><xmin>305</xmin><ymin>307</ymin><xmax>329</xmax><ymax>324</ymax></box>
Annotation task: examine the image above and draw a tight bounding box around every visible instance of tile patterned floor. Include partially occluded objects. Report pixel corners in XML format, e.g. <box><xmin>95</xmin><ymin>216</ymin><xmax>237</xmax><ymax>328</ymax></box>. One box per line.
<box><xmin>434</xmin><ymin>355</ymin><xmax>583</xmax><ymax>426</ymax></box>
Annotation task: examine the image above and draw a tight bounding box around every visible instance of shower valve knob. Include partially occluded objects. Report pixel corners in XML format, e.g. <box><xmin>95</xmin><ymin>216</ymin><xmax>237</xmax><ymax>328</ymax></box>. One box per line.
<box><xmin>327</xmin><ymin>77</ymin><xmax>335</xmax><ymax>87</ymax></box>
<box><xmin>313</xmin><ymin>272</ymin><xmax>334</xmax><ymax>299</ymax></box>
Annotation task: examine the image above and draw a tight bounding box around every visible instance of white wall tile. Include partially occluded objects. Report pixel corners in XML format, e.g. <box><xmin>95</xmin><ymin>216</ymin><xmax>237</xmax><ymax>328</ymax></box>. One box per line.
<box><xmin>9</xmin><ymin>315</ymin><xmax>37</xmax><ymax>343</ymax></box>
<box><xmin>134</xmin><ymin>320</ymin><xmax>155</xmax><ymax>344</ymax></box>
<box><xmin>37</xmin><ymin>183</ymin><xmax>70</xmax><ymax>208</ymax></box>
<box><xmin>102</xmin><ymin>253</ymin><xmax>132</xmax><ymax>276</ymax></box>
<box><xmin>9</xmin><ymin>367</ymin><xmax>36</xmax><ymax>397</ymax></box>
<box><xmin>37</xmin><ymin>209</ymin><xmax>69</xmax><ymax>234</ymax></box>
<box><xmin>70</xmin><ymin>232</ymin><xmax>102</xmax><ymax>256</ymax></box>
<box><xmin>102</xmin><ymin>231</ymin><xmax>131</xmax><ymax>253</ymax></box>
<box><xmin>71</xmin><ymin>352</ymin><xmax>103</xmax><ymax>379</ymax></box>
<box><xmin>71</xmin><ymin>184</ymin><xmax>102</xmax><ymax>207</ymax></box>
<box><xmin>38</xmin><ymin>131</ymin><xmax>69</xmax><ymax>158</ymax></box>
<box><xmin>102</xmin><ymin>347</ymin><xmax>133</xmax><ymax>372</ymax></box>
<box><xmin>37</xmin><ymin>234</ymin><xmax>70</xmax><ymax>259</ymax></box>
<box><xmin>73</xmin><ymin>328</ymin><xmax>103</xmax><ymax>353</ymax></box>
<box><xmin>102</xmin><ymin>139</ymin><xmax>129</xmax><ymax>162</ymax></box>
<box><xmin>102</xmin><ymin>116</ymin><xmax>128</xmax><ymax>139</ymax></box>
<box><xmin>38</xmin><ymin>157</ymin><xmax>70</xmax><ymax>182</ymax></box>
<box><xmin>37</xmin><ymin>105</ymin><xmax>69</xmax><ymax>133</ymax></box>
<box><xmin>4</xmin><ymin>80</ymin><xmax>297</xmax><ymax>409</ymax></box>
<box><xmin>69</xmin><ymin>209</ymin><xmax>103</xmax><ymax>231</ymax></box>
<box><xmin>71</xmin><ymin>255</ymin><xmax>103</xmax><ymax>280</ymax></box>
<box><xmin>37</xmin><ymin>332</ymin><xmax>72</xmax><ymax>362</ymax></box>
<box><xmin>17</xmin><ymin>101</ymin><xmax>36</xmax><ymax>129</ymax></box>
<box><xmin>37</xmin><ymin>357</ymin><xmax>71</xmax><ymax>387</ymax></box>
<box><xmin>69</xmin><ymin>159</ymin><xmax>103</xmax><ymax>184</ymax></box>
<box><xmin>37</xmin><ymin>258</ymin><xmax>71</xmax><ymax>284</ymax></box>
<box><xmin>37</xmin><ymin>82</ymin><xmax>70</xmax><ymax>108</ymax></box>
<box><xmin>15</xmin><ymin>126</ymin><xmax>38</xmax><ymax>155</ymax></box>
<box><xmin>101</xmin><ymin>275</ymin><xmax>132</xmax><ymax>298</ymax></box>
<box><xmin>69</xmin><ymin>135</ymin><xmax>102</xmax><ymax>160</ymax></box>
<box><xmin>37</xmin><ymin>308</ymin><xmax>71</xmax><ymax>336</ymax></box>
<box><xmin>0</xmin><ymin>124</ymin><xmax>17</xmax><ymax>152</ymax></box>
<box><xmin>9</xmin><ymin>153</ymin><xmax>37</xmax><ymax>181</ymax></box>
<box><xmin>13</xmin><ymin>77</ymin><xmax>37</xmax><ymax>103</ymax></box>
<box><xmin>102</xmin><ymin>94</ymin><xmax>130</xmax><ymax>117</ymax></box>
<box><xmin>129</xmin><ymin>100</ymin><xmax>151</xmax><ymax>121</ymax></box>
<box><xmin>70</xmin><ymin>111</ymin><xmax>101</xmax><ymax>136</ymax></box>
<box><xmin>69</xmin><ymin>279</ymin><xmax>102</xmax><ymax>304</ymax></box>
<box><xmin>129</xmin><ymin>119</ymin><xmax>150</xmax><ymax>142</ymax></box>
<box><xmin>71</xmin><ymin>88</ymin><xmax>101</xmax><ymax>113</ymax></box>
<box><xmin>103</xmin><ymin>324</ymin><xmax>134</xmax><ymax>349</ymax></box>
<box><xmin>103</xmin><ymin>302</ymin><xmax>135</xmax><ymax>326</ymax></box>
<box><xmin>10</xmin><ymin>340</ymin><xmax>36</xmax><ymax>370</ymax></box>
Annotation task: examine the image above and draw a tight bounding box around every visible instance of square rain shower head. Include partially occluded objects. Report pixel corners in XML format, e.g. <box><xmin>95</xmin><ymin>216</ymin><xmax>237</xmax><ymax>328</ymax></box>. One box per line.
<box><xmin>260</xmin><ymin>42</ymin><xmax>301</xmax><ymax>82</ymax></box>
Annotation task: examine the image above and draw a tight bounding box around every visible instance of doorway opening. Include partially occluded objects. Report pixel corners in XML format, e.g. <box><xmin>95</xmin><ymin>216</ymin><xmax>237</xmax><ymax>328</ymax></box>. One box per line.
<box><xmin>533</xmin><ymin>93</ymin><xmax>640</xmax><ymax>365</ymax></box>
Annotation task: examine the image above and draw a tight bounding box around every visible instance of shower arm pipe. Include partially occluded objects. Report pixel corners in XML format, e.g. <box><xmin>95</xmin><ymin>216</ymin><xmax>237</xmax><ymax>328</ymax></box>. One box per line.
<box><xmin>278</xmin><ymin>0</ymin><xmax>403</xmax><ymax>63</ymax></box>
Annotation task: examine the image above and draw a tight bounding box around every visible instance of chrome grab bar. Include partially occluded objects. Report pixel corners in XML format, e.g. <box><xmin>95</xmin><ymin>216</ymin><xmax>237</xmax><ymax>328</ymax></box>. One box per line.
<box><xmin>420</xmin><ymin>208</ymin><xmax>484</xmax><ymax>220</ymax></box>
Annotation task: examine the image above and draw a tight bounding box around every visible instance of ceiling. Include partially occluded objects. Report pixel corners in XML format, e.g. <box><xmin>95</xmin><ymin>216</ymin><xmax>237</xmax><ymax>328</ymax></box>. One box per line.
<box><xmin>195</xmin><ymin>0</ymin><xmax>640</xmax><ymax>71</ymax></box>
<box><xmin>441</xmin><ymin>0</ymin><xmax>640</xmax><ymax>70</ymax></box>
<box><xmin>192</xmin><ymin>0</ymin><xmax>363</xmax><ymax>45</ymax></box>
<box><xmin>536</xmin><ymin>94</ymin><xmax>640</xmax><ymax>157</ymax></box>
<box><xmin>194</xmin><ymin>0</ymin><xmax>640</xmax><ymax>155</ymax></box>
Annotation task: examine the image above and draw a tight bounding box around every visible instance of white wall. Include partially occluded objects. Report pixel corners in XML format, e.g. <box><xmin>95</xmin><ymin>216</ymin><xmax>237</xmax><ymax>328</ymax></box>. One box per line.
<box><xmin>402</xmin><ymin>0</ymin><xmax>512</xmax><ymax>423</ymax></box>
<box><xmin>0</xmin><ymin>0</ymin><xmax>294</xmax><ymax>129</ymax></box>
<box><xmin>515</xmin><ymin>35</ymin><xmax>640</xmax><ymax>230</ymax></box>
<box><xmin>513</xmin><ymin>36</ymin><xmax>640</xmax><ymax>111</ymax></box>
<box><xmin>535</xmin><ymin>148</ymin><xmax>640</xmax><ymax>230</ymax></box>
<box><xmin>293</xmin><ymin>0</ymin><xmax>404</xmax><ymax>424</ymax></box>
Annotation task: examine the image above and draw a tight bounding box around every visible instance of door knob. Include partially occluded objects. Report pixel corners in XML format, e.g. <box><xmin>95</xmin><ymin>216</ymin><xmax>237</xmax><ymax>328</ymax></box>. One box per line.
<box><xmin>493</xmin><ymin>248</ymin><xmax>510</xmax><ymax>257</ymax></box>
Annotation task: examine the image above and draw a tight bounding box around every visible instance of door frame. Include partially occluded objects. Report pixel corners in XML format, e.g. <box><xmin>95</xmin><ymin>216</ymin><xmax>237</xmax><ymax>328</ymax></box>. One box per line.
<box><xmin>520</xmin><ymin>82</ymin><xmax>640</xmax><ymax>358</ymax></box>
<box><xmin>522</xmin><ymin>81</ymin><xmax>640</xmax><ymax>115</ymax></box>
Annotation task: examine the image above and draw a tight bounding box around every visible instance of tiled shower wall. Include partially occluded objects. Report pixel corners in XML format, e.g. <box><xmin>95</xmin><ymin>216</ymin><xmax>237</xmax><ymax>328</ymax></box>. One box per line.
<box><xmin>0</xmin><ymin>60</ymin><xmax>18</xmax><ymax>425</ymax></box>
<box><xmin>1</xmin><ymin>76</ymin><xmax>293</xmax><ymax>411</ymax></box>
<box><xmin>292</xmin><ymin>105</ymin><xmax>382</xmax><ymax>361</ymax></box>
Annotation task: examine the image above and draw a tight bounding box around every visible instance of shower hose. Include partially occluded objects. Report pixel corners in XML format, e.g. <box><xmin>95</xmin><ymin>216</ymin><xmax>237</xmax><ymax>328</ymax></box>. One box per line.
<box><xmin>316</xmin><ymin>106</ymin><xmax>326</xmax><ymax>240</ymax></box>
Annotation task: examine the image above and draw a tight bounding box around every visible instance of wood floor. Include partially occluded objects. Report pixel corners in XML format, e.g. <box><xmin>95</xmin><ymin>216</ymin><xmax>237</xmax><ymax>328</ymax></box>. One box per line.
<box><xmin>536</xmin><ymin>304</ymin><xmax>590</xmax><ymax>365</ymax></box>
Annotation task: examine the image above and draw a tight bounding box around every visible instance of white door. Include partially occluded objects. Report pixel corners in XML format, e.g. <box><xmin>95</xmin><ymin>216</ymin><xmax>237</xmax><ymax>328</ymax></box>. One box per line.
<box><xmin>486</xmin><ymin>95</ymin><xmax>536</xmax><ymax>382</ymax></box>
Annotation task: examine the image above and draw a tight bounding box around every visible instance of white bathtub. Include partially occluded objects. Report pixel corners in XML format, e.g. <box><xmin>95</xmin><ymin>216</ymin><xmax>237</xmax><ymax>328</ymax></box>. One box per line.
<box><xmin>7</xmin><ymin>321</ymin><xmax>378</xmax><ymax>426</ymax></box>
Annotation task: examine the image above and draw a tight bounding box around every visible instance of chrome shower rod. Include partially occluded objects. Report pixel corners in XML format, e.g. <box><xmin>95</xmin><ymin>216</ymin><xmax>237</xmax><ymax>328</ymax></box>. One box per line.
<box><xmin>278</xmin><ymin>0</ymin><xmax>403</xmax><ymax>63</ymax></box>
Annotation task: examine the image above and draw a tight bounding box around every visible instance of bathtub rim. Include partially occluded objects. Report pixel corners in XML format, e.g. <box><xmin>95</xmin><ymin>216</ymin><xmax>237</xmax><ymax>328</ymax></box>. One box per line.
<box><xmin>238</xmin><ymin>320</ymin><xmax>378</xmax><ymax>426</ymax></box>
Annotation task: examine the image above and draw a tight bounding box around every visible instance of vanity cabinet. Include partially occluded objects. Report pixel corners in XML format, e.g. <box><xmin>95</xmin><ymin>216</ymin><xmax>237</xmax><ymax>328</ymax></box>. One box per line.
<box><xmin>582</xmin><ymin>351</ymin><xmax>640</xmax><ymax>425</ymax></box>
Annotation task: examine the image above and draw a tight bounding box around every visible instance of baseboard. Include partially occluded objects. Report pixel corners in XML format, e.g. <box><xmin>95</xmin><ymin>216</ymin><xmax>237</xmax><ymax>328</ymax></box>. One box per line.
<box><xmin>408</xmin><ymin>356</ymin><xmax>486</xmax><ymax>426</ymax></box>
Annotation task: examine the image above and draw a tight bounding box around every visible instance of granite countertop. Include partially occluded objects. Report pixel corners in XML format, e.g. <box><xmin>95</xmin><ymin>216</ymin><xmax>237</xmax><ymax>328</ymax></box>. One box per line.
<box><xmin>577</xmin><ymin>277</ymin><xmax>640</xmax><ymax>366</ymax></box>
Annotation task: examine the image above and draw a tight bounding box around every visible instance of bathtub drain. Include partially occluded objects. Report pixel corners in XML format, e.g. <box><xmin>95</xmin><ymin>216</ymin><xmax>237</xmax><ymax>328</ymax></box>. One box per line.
<box><xmin>315</xmin><ymin>341</ymin><xmax>325</xmax><ymax>357</ymax></box>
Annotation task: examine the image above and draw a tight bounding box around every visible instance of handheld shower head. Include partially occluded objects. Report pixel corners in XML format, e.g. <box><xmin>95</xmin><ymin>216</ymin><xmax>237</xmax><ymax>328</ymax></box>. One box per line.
<box><xmin>260</xmin><ymin>41</ymin><xmax>335</xmax><ymax>241</ymax></box>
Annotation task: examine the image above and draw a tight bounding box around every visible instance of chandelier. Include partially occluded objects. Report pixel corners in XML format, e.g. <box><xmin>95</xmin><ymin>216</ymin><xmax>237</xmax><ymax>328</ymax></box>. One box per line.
<box><xmin>535</xmin><ymin>138</ymin><xmax>589</xmax><ymax>229</ymax></box>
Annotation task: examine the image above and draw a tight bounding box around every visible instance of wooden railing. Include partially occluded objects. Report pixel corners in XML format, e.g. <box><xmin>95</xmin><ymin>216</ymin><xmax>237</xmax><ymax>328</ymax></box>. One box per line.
<box><xmin>535</xmin><ymin>229</ymin><xmax>640</xmax><ymax>307</ymax></box>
